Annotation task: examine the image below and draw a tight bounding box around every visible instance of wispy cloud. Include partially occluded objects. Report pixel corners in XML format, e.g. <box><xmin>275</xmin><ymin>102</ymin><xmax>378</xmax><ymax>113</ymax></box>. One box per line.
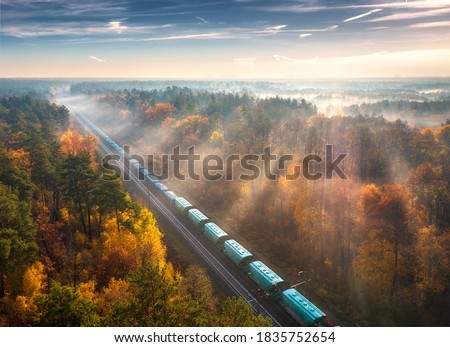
<box><xmin>272</xmin><ymin>50</ymin><xmax>450</xmax><ymax>69</ymax></box>
<box><xmin>273</xmin><ymin>51</ymin><xmax>390</xmax><ymax>66</ymax></box>
<box><xmin>143</xmin><ymin>33</ymin><xmax>224</xmax><ymax>41</ymax></box>
<box><xmin>367</xmin><ymin>7</ymin><xmax>450</xmax><ymax>22</ymax></box>
<box><xmin>265</xmin><ymin>24</ymin><xmax>287</xmax><ymax>31</ymax></box>
<box><xmin>108</xmin><ymin>21</ymin><xmax>127</xmax><ymax>34</ymax></box>
<box><xmin>262</xmin><ymin>1</ymin><xmax>450</xmax><ymax>13</ymax></box>
<box><xmin>233</xmin><ymin>57</ymin><xmax>256</xmax><ymax>68</ymax></box>
<box><xmin>273</xmin><ymin>55</ymin><xmax>318</xmax><ymax>65</ymax></box>
<box><xmin>343</xmin><ymin>9</ymin><xmax>383</xmax><ymax>23</ymax></box>
<box><xmin>299</xmin><ymin>33</ymin><xmax>312</xmax><ymax>38</ymax></box>
<box><xmin>1</xmin><ymin>21</ymin><xmax>173</xmax><ymax>38</ymax></box>
<box><xmin>323</xmin><ymin>25</ymin><xmax>339</xmax><ymax>31</ymax></box>
<box><xmin>367</xmin><ymin>26</ymin><xmax>391</xmax><ymax>30</ymax></box>
<box><xmin>410</xmin><ymin>20</ymin><xmax>450</xmax><ymax>28</ymax></box>
<box><xmin>89</xmin><ymin>55</ymin><xmax>105</xmax><ymax>63</ymax></box>
<box><xmin>196</xmin><ymin>16</ymin><xmax>209</xmax><ymax>24</ymax></box>
<box><xmin>255</xmin><ymin>24</ymin><xmax>337</xmax><ymax>35</ymax></box>
<box><xmin>291</xmin><ymin>25</ymin><xmax>338</xmax><ymax>33</ymax></box>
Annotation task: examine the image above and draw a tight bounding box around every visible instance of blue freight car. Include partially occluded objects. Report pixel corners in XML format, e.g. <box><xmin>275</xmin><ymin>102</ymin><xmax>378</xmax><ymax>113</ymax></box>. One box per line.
<box><xmin>163</xmin><ymin>190</ymin><xmax>177</xmax><ymax>201</ymax></box>
<box><xmin>280</xmin><ymin>288</ymin><xmax>326</xmax><ymax>326</ymax></box>
<box><xmin>248</xmin><ymin>261</ymin><xmax>284</xmax><ymax>293</ymax></box>
<box><xmin>138</xmin><ymin>167</ymin><xmax>150</xmax><ymax>180</ymax></box>
<box><xmin>224</xmin><ymin>239</ymin><xmax>253</xmax><ymax>267</ymax></box>
<box><xmin>204</xmin><ymin>222</ymin><xmax>229</xmax><ymax>247</ymax></box>
<box><xmin>145</xmin><ymin>174</ymin><xmax>158</xmax><ymax>183</ymax></box>
<box><xmin>188</xmin><ymin>208</ymin><xmax>210</xmax><ymax>229</ymax></box>
<box><xmin>174</xmin><ymin>197</ymin><xmax>193</xmax><ymax>214</ymax></box>
<box><xmin>155</xmin><ymin>182</ymin><xmax>169</xmax><ymax>192</ymax></box>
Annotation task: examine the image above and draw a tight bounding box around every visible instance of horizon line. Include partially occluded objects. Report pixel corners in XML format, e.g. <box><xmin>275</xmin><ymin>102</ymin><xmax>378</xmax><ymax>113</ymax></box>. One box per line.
<box><xmin>1</xmin><ymin>76</ymin><xmax>450</xmax><ymax>81</ymax></box>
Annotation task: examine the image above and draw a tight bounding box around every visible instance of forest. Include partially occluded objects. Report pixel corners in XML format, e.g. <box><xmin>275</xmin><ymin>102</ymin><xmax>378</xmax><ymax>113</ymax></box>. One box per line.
<box><xmin>0</xmin><ymin>94</ymin><xmax>270</xmax><ymax>327</ymax></box>
<box><xmin>71</xmin><ymin>85</ymin><xmax>450</xmax><ymax>326</ymax></box>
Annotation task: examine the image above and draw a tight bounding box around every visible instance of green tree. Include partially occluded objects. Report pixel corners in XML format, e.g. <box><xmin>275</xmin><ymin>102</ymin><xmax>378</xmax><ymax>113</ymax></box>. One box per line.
<box><xmin>0</xmin><ymin>184</ymin><xmax>37</xmax><ymax>298</ymax></box>
<box><xmin>35</xmin><ymin>282</ymin><xmax>100</xmax><ymax>326</ymax></box>
<box><xmin>125</xmin><ymin>262</ymin><xmax>177</xmax><ymax>326</ymax></box>
<box><xmin>179</xmin><ymin>265</ymin><xmax>218</xmax><ymax>326</ymax></box>
<box><xmin>60</xmin><ymin>152</ymin><xmax>97</xmax><ymax>242</ymax></box>
<box><xmin>92</xmin><ymin>178</ymin><xmax>130</xmax><ymax>233</ymax></box>
<box><xmin>217</xmin><ymin>297</ymin><xmax>271</xmax><ymax>327</ymax></box>
<box><xmin>0</xmin><ymin>143</ymin><xmax>33</xmax><ymax>200</ymax></box>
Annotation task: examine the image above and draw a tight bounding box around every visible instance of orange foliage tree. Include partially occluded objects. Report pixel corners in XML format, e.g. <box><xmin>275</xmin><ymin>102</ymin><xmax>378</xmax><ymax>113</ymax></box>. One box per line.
<box><xmin>60</xmin><ymin>129</ymin><xmax>97</xmax><ymax>156</ymax></box>
<box><xmin>144</xmin><ymin>103</ymin><xmax>176</xmax><ymax>126</ymax></box>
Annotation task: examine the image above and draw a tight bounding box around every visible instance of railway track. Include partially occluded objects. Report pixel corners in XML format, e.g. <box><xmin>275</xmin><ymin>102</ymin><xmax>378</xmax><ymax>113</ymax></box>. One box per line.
<box><xmin>66</xmin><ymin>104</ymin><xmax>299</xmax><ymax>327</ymax></box>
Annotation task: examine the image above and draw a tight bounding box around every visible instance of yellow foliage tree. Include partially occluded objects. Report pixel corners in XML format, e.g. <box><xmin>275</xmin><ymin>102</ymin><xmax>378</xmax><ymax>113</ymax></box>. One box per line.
<box><xmin>11</xmin><ymin>261</ymin><xmax>48</xmax><ymax>325</ymax></box>
<box><xmin>60</xmin><ymin>129</ymin><xmax>98</xmax><ymax>156</ymax></box>
<box><xmin>96</xmin><ymin>207</ymin><xmax>167</xmax><ymax>288</ymax></box>
<box><xmin>22</xmin><ymin>261</ymin><xmax>47</xmax><ymax>298</ymax></box>
<box><xmin>210</xmin><ymin>130</ymin><xmax>224</xmax><ymax>147</ymax></box>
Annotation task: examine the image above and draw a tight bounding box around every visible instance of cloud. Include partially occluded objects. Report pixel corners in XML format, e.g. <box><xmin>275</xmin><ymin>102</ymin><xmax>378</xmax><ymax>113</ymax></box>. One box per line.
<box><xmin>89</xmin><ymin>55</ymin><xmax>105</xmax><ymax>63</ymax></box>
<box><xmin>290</xmin><ymin>25</ymin><xmax>338</xmax><ymax>33</ymax></box>
<box><xmin>263</xmin><ymin>1</ymin><xmax>450</xmax><ymax>13</ymax></box>
<box><xmin>233</xmin><ymin>57</ymin><xmax>256</xmax><ymax>68</ymax></box>
<box><xmin>343</xmin><ymin>9</ymin><xmax>383</xmax><ymax>23</ymax></box>
<box><xmin>272</xmin><ymin>50</ymin><xmax>450</xmax><ymax>69</ymax></box>
<box><xmin>1</xmin><ymin>22</ymin><xmax>172</xmax><ymax>38</ymax></box>
<box><xmin>255</xmin><ymin>24</ymin><xmax>337</xmax><ymax>35</ymax></box>
<box><xmin>143</xmin><ymin>33</ymin><xmax>224</xmax><ymax>41</ymax></box>
<box><xmin>299</xmin><ymin>33</ymin><xmax>312</xmax><ymax>38</ymax></box>
<box><xmin>196</xmin><ymin>17</ymin><xmax>209</xmax><ymax>24</ymax></box>
<box><xmin>366</xmin><ymin>7</ymin><xmax>450</xmax><ymax>22</ymax></box>
<box><xmin>108</xmin><ymin>21</ymin><xmax>127</xmax><ymax>34</ymax></box>
<box><xmin>265</xmin><ymin>24</ymin><xmax>287</xmax><ymax>31</ymax></box>
<box><xmin>273</xmin><ymin>55</ymin><xmax>318</xmax><ymax>65</ymax></box>
<box><xmin>272</xmin><ymin>51</ymin><xmax>389</xmax><ymax>66</ymax></box>
<box><xmin>410</xmin><ymin>21</ymin><xmax>450</xmax><ymax>28</ymax></box>
<box><xmin>367</xmin><ymin>26</ymin><xmax>391</xmax><ymax>30</ymax></box>
<box><xmin>324</xmin><ymin>25</ymin><xmax>339</xmax><ymax>31</ymax></box>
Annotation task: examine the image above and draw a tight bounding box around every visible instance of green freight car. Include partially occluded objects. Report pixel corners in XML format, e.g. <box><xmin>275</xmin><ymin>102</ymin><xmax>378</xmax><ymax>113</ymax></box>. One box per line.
<box><xmin>174</xmin><ymin>197</ymin><xmax>193</xmax><ymax>214</ymax></box>
<box><xmin>280</xmin><ymin>288</ymin><xmax>326</xmax><ymax>326</ymax></box>
<box><xmin>248</xmin><ymin>261</ymin><xmax>284</xmax><ymax>293</ymax></box>
<box><xmin>204</xmin><ymin>222</ymin><xmax>229</xmax><ymax>246</ymax></box>
<box><xmin>188</xmin><ymin>208</ymin><xmax>210</xmax><ymax>229</ymax></box>
<box><xmin>224</xmin><ymin>239</ymin><xmax>253</xmax><ymax>267</ymax></box>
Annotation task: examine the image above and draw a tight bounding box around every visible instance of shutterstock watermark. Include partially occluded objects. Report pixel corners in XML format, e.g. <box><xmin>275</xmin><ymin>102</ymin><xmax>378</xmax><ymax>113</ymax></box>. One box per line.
<box><xmin>101</xmin><ymin>145</ymin><xmax>348</xmax><ymax>182</ymax></box>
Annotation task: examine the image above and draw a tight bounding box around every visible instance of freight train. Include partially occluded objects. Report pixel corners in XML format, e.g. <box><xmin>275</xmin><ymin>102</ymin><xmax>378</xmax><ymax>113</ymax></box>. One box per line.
<box><xmin>77</xmin><ymin>111</ymin><xmax>327</xmax><ymax>327</ymax></box>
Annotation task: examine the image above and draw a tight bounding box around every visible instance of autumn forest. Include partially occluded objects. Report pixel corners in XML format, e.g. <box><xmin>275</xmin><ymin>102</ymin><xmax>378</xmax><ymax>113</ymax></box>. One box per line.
<box><xmin>0</xmin><ymin>79</ymin><xmax>449</xmax><ymax>327</ymax></box>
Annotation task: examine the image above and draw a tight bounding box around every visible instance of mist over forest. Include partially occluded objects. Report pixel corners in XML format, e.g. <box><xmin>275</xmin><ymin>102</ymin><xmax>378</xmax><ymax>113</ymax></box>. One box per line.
<box><xmin>1</xmin><ymin>78</ymin><xmax>449</xmax><ymax>327</ymax></box>
<box><xmin>65</xmin><ymin>78</ymin><xmax>450</xmax><ymax>326</ymax></box>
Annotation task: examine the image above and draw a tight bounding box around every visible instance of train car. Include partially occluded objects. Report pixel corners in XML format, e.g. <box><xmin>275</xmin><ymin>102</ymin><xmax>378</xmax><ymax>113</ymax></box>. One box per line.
<box><xmin>145</xmin><ymin>174</ymin><xmax>158</xmax><ymax>183</ymax></box>
<box><xmin>280</xmin><ymin>288</ymin><xmax>326</xmax><ymax>326</ymax></box>
<box><xmin>155</xmin><ymin>182</ymin><xmax>169</xmax><ymax>192</ymax></box>
<box><xmin>138</xmin><ymin>167</ymin><xmax>150</xmax><ymax>180</ymax></box>
<box><xmin>224</xmin><ymin>239</ymin><xmax>253</xmax><ymax>267</ymax></box>
<box><xmin>203</xmin><ymin>222</ymin><xmax>229</xmax><ymax>247</ymax></box>
<box><xmin>163</xmin><ymin>190</ymin><xmax>177</xmax><ymax>202</ymax></box>
<box><xmin>248</xmin><ymin>261</ymin><xmax>284</xmax><ymax>293</ymax></box>
<box><xmin>127</xmin><ymin>160</ymin><xmax>141</xmax><ymax>174</ymax></box>
<box><xmin>114</xmin><ymin>144</ymin><xmax>124</xmax><ymax>154</ymax></box>
<box><xmin>123</xmin><ymin>151</ymin><xmax>131</xmax><ymax>160</ymax></box>
<box><xmin>187</xmin><ymin>209</ymin><xmax>210</xmax><ymax>229</ymax></box>
<box><xmin>129</xmin><ymin>159</ymin><xmax>141</xmax><ymax>170</ymax></box>
<box><xmin>174</xmin><ymin>197</ymin><xmax>193</xmax><ymax>214</ymax></box>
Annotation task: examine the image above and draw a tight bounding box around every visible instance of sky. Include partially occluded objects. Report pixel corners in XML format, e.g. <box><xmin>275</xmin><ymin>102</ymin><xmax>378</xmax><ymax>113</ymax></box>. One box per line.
<box><xmin>1</xmin><ymin>0</ymin><xmax>450</xmax><ymax>79</ymax></box>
